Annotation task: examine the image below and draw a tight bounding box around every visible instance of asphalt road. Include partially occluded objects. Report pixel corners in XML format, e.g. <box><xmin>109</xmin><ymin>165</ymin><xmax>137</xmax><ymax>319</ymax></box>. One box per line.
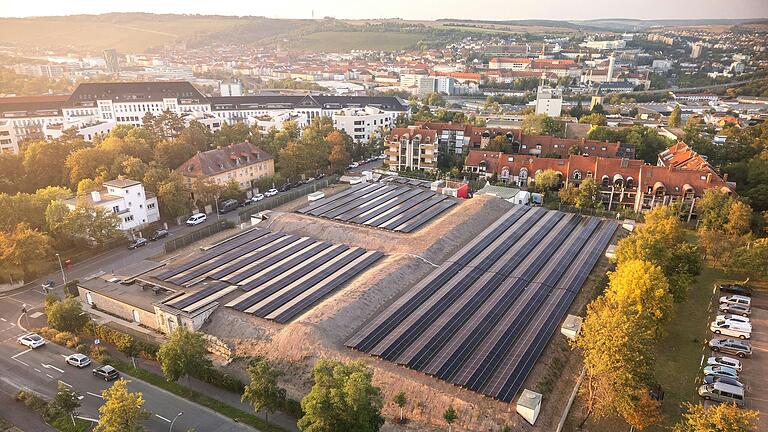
<box><xmin>0</xmin><ymin>290</ymin><xmax>257</xmax><ymax>431</ymax></box>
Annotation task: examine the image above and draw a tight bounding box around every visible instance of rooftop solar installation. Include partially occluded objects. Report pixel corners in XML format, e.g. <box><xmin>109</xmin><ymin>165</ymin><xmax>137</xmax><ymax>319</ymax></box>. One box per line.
<box><xmin>296</xmin><ymin>181</ymin><xmax>457</xmax><ymax>232</ymax></box>
<box><xmin>157</xmin><ymin>228</ymin><xmax>382</xmax><ymax>322</ymax></box>
<box><xmin>346</xmin><ymin>206</ymin><xmax>616</xmax><ymax>403</ymax></box>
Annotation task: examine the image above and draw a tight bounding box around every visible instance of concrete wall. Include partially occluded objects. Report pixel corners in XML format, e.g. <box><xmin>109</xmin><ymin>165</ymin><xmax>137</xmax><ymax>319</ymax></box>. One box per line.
<box><xmin>78</xmin><ymin>288</ymin><xmax>159</xmax><ymax>331</ymax></box>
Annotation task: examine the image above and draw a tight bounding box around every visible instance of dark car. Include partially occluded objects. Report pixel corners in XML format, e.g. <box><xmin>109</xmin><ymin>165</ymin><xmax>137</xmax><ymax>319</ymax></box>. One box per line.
<box><xmin>279</xmin><ymin>183</ymin><xmax>291</xmax><ymax>192</ymax></box>
<box><xmin>218</xmin><ymin>199</ymin><xmax>239</xmax><ymax>214</ymax></box>
<box><xmin>718</xmin><ymin>283</ymin><xmax>752</xmax><ymax>297</ymax></box>
<box><xmin>128</xmin><ymin>238</ymin><xmax>148</xmax><ymax>249</ymax></box>
<box><xmin>709</xmin><ymin>338</ymin><xmax>752</xmax><ymax>358</ymax></box>
<box><xmin>92</xmin><ymin>365</ymin><xmax>120</xmax><ymax>381</ymax></box>
<box><xmin>149</xmin><ymin>229</ymin><xmax>168</xmax><ymax>241</ymax></box>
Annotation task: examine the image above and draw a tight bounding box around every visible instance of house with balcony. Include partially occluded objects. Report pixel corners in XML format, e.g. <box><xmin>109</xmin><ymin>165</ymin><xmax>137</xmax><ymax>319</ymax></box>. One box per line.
<box><xmin>385</xmin><ymin>126</ymin><xmax>438</xmax><ymax>172</ymax></box>
<box><xmin>62</xmin><ymin>178</ymin><xmax>160</xmax><ymax>233</ymax></box>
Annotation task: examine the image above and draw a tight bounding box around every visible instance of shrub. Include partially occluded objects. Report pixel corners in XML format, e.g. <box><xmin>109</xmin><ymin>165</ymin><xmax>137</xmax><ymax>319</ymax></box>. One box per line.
<box><xmin>75</xmin><ymin>343</ymin><xmax>89</xmax><ymax>354</ymax></box>
<box><xmin>52</xmin><ymin>331</ymin><xmax>80</xmax><ymax>348</ymax></box>
<box><xmin>90</xmin><ymin>345</ymin><xmax>111</xmax><ymax>363</ymax></box>
<box><xmin>16</xmin><ymin>390</ymin><xmax>48</xmax><ymax>414</ymax></box>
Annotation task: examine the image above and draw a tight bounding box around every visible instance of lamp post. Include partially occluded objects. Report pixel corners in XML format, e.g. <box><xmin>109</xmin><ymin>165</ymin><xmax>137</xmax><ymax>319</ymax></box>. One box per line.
<box><xmin>55</xmin><ymin>253</ymin><xmax>67</xmax><ymax>285</ymax></box>
<box><xmin>169</xmin><ymin>411</ymin><xmax>183</xmax><ymax>432</ymax></box>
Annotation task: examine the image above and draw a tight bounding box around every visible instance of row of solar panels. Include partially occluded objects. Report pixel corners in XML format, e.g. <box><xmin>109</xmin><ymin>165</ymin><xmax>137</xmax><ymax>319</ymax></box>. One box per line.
<box><xmin>296</xmin><ymin>182</ymin><xmax>456</xmax><ymax>233</ymax></box>
<box><xmin>159</xmin><ymin>228</ymin><xmax>383</xmax><ymax>323</ymax></box>
<box><xmin>346</xmin><ymin>206</ymin><xmax>617</xmax><ymax>402</ymax></box>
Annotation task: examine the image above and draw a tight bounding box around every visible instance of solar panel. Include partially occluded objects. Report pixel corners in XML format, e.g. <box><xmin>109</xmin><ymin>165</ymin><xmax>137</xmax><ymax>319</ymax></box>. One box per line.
<box><xmin>297</xmin><ymin>183</ymin><xmax>373</xmax><ymax>214</ymax></box>
<box><xmin>395</xmin><ymin>199</ymin><xmax>457</xmax><ymax>233</ymax></box>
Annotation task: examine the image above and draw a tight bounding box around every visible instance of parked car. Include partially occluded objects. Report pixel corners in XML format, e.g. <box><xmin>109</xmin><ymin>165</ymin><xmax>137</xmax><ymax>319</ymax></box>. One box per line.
<box><xmin>251</xmin><ymin>193</ymin><xmax>265</xmax><ymax>202</ymax></box>
<box><xmin>709</xmin><ymin>338</ymin><xmax>752</xmax><ymax>358</ymax></box>
<box><xmin>149</xmin><ymin>229</ymin><xmax>168</xmax><ymax>241</ymax></box>
<box><xmin>706</xmin><ymin>356</ymin><xmax>742</xmax><ymax>372</ymax></box>
<box><xmin>714</xmin><ymin>317</ymin><xmax>752</xmax><ymax>332</ymax></box>
<box><xmin>65</xmin><ymin>353</ymin><xmax>91</xmax><ymax>368</ymax></box>
<box><xmin>185</xmin><ymin>213</ymin><xmax>207</xmax><ymax>226</ymax></box>
<box><xmin>279</xmin><ymin>183</ymin><xmax>291</xmax><ymax>192</ymax></box>
<box><xmin>715</xmin><ymin>314</ymin><xmax>750</xmax><ymax>325</ymax></box>
<box><xmin>703</xmin><ymin>375</ymin><xmax>743</xmax><ymax>388</ymax></box>
<box><xmin>218</xmin><ymin>199</ymin><xmax>239</xmax><ymax>214</ymax></box>
<box><xmin>698</xmin><ymin>382</ymin><xmax>745</xmax><ymax>406</ymax></box>
<box><xmin>718</xmin><ymin>283</ymin><xmax>752</xmax><ymax>297</ymax></box>
<box><xmin>92</xmin><ymin>365</ymin><xmax>120</xmax><ymax>381</ymax></box>
<box><xmin>264</xmin><ymin>189</ymin><xmax>278</xmax><ymax>197</ymax></box>
<box><xmin>703</xmin><ymin>365</ymin><xmax>739</xmax><ymax>379</ymax></box>
<box><xmin>719</xmin><ymin>303</ymin><xmax>751</xmax><ymax>317</ymax></box>
<box><xmin>719</xmin><ymin>295</ymin><xmax>751</xmax><ymax>307</ymax></box>
<box><xmin>128</xmin><ymin>237</ymin><xmax>148</xmax><ymax>250</ymax></box>
<box><xmin>17</xmin><ymin>333</ymin><xmax>45</xmax><ymax>349</ymax></box>
<box><xmin>710</xmin><ymin>321</ymin><xmax>751</xmax><ymax>339</ymax></box>
<box><xmin>348</xmin><ymin>162</ymin><xmax>359</xmax><ymax>169</ymax></box>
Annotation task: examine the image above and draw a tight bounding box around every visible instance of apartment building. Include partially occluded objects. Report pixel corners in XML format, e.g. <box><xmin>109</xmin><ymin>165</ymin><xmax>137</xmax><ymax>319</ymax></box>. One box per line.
<box><xmin>0</xmin><ymin>119</ymin><xmax>19</xmax><ymax>154</ymax></box>
<box><xmin>176</xmin><ymin>142</ymin><xmax>275</xmax><ymax>190</ymax></box>
<box><xmin>0</xmin><ymin>95</ymin><xmax>70</xmax><ymax>146</ymax></box>
<box><xmin>535</xmin><ymin>84</ymin><xmax>563</xmax><ymax>117</ymax></box>
<box><xmin>249</xmin><ymin>111</ymin><xmax>309</xmax><ymax>135</ymax></box>
<box><xmin>332</xmin><ymin>106</ymin><xmax>398</xmax><ymax>142</ymax></box>
<box><xmin>385</xmin><ymin>126</ymin><xmax>438</xmax><ymax>171</ymax></box>
<box><xmin>62</xmin><ymin>178</ymin><xmax>160</xmax><ymax>232</ymax></box>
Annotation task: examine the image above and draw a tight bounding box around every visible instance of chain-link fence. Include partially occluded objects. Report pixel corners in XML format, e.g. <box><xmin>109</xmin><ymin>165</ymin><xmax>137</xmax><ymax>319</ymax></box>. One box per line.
<box><xmin>237</xmin><ymin>176</ymin><xmax>338</xmax><ymax>223</ymax></box>
<box><xmin>163</xmin><ymin>220</ymin><xmax>235</xmax><ymax>254</ymax></box>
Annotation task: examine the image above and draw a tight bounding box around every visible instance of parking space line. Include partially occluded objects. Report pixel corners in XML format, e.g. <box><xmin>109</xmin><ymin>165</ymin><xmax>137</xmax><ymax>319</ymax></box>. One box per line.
<box><xmin>58</xmin><ymin>380</ymin><xmax>72</xmax><ymax>387</ymax></box>
<box><xmin>12</xmin><ymin>357</ymin><xmax>29</xmax><ymax>366</ymax></box>
<box><xmin>155</xmin><ymin>414</ymin><xmax>171</xmax><ymax>422</ymax></box>
<box><xmin>11</xmin><ymin>348</ymin><xmax>31</xmax><ymax>359</ymax></box>
<box><xmin>0</xmin><ymin>318</ymin><xmax>6</xmax><ymax>321</ymax></box>
<box><xmin>46</xmin><ymin>373</ymin><xmax>54</xmax><ymax>379</ymax></box>
<box><xmin>34</xmin><ymin>368</ymin><xmax>41</xmax><ymax>373</ymax></box>
<box><xmin>86</xmin><ymin>391</ymin><xmax>104</xmax><ymax>399</ymax></box>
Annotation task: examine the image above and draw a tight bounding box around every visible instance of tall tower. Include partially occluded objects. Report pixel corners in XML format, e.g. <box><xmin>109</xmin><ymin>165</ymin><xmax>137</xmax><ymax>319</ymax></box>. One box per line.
<box><xmin>103</xmin><ymin>49</ymin><xmax>120</xmax><ymax>75</ymax></box>
<box><xmin>606</xmin><ymin>53</ymin><xmax>615</xmax><ymax>83</ymax></box>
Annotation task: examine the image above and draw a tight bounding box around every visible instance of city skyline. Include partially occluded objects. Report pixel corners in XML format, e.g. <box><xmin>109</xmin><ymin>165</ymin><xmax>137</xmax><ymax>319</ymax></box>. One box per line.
<box><xmin>1</xmin><ymin>0</ymin><xmax>767</xmax><ymax>20</ymax></box>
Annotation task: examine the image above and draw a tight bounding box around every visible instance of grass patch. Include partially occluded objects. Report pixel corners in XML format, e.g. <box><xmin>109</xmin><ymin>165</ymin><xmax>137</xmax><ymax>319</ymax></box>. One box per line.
<box><xmin>108</xmin><ymin>360</ymin><xmax>287</xmax><ymax>432</ymax></box>
<box><xmin>298</xmin><ymin>31</ymin><xmax>425</xmax><ymax>51</ymax></box>
<box><xmin>50</xmin><ymin>416</ymin><xmax>90</xmax><ymax>432</ymax></box>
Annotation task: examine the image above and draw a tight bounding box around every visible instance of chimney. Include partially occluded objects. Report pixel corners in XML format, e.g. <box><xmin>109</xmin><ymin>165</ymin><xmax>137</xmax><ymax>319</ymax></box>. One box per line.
<box><xmin>723</xmin><ymin>173</ymin><xmax>728</xmax><ymax>182</ymax></box>
<box><xmin>706</xmin><ymin>173</ymin><xmax>712</xmax><ymax>184</ymax></box>
<box><xmin>91</xmin><ymin>191</ymin><xmax>101</xmax><ymax>203</ymax></box>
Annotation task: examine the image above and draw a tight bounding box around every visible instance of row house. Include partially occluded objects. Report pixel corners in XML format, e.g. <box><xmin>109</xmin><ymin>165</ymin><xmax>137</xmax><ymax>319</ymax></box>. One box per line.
<box><xmin>464</xmin><ymin>144</ymin><xmax>733</xmax><ymax>219</ymax></box>
<box><xmin>384</xmin><ymin>127</ymin><xmax>438</xmax><ymax>171</ymax></box>
<box><xmin>177</xmin><ymin>142</ymin><xmax>275</xmax><ymax>191</ymax></box>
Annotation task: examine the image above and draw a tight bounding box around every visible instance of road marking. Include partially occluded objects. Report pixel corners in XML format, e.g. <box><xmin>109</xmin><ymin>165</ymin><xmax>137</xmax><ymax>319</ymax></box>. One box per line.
<box><xmin>30</xmin><ymin>312</ymin><xmax>43</xmax><ymax>319</ymax></box>
<box><xmin>155</xmin><ymin>414</ymin><xmax>171</xmax><ymax>422</ymax></box>
<box><xmin>77</xmin><ymin>395</ymin><xmax>84</xmax><ymax>400</ymax></box>
<box><xmin>75</xmin><ymin>416</ymin><xmax>99</xmax><ymax>423</ymax></box>
<box><xmin>46</xmin><ymin>373</ymin><xmax>54</xmax><ymax>379</ymax></box>
<box><xmin>12</xmin><ymin>357</ymin><xmax>29</xmax><ymax>366</ymax></box>
<box><xmin>58</xmin><ymin>380</ymin><xmax>72</xmax><ymax>388</ymax></box>
<box><xmin>34</xmin><ymin>368</ymin><xmax>41</xmax><ymax>372</ymax></box>
<box><xmin>87</xmin><ymin>392</ymin><xmax>104</xmax><ymax>399</ymax></box>
<box><xmin>0</xmin><ymin>318</ymin><xmax>6</xmax><ymax>322</ymax></box>
<box><xmin>11</xmin><ymin>348</ymin><xmax>31</xmax><ymax>359</ymax></box>
<box><xmin>42</xmin><ymin>363</ymin><xmax>64</xmax><ymax>373</ymax></box>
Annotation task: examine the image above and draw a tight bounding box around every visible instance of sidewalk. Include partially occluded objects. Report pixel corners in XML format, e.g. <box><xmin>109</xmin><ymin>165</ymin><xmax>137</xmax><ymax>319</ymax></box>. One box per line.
<box><xmin>0</xmin><ymin>386</ymin><xmax>57</xmax><ymax>432</ymax></box>
<box><xmin>109</xmin><ymin>349</ymin><xmax>300</xmax><ymax>432</ymax></box>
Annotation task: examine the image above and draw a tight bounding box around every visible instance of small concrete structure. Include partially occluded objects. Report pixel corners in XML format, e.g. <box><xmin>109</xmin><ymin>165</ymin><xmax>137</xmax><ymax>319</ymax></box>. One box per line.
<box><xmin>605</xmin><ymin>244</ymin><xmax>617</xmax><ymax>260</ymax></box>
<box><xmin>561</xmin><ymin>314</ymin><xmax>583</xmax><ymax>340</ymax></box>
<box><xmin>308</xmin><ymin>191</ymin><xmax>325</xmax><ymax>202</ymax></box>
<box><xmin>516</xmin><ymin>389</ymin><xmax>543</xmax><ymax>425</ymax></box>
<box><xmin>622</xmin><ymin>219</ymin><xmax>636</xmax><ymax>232</ymax></box>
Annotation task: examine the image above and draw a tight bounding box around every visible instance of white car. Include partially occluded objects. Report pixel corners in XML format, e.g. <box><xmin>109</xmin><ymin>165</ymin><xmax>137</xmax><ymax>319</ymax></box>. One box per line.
<box><xmin>251</xmin><ymin>193</ymin><xmax>265</xmax><ymax>202</ymax></box>
<box><xmin>348</xmin><ymin>162</ymin><xmax>359</xmax><ymax>169</ymax></box>
<box><xmin>710</xmin><ymin>321</ymin><xmax>751</xmax><ymax>340</ymax></box>
<box><xmin>65</xmin><ymin>353</ymin><xmax>91</xmax><ymax>368</ymax></box>
<box><xmin>714</xmin><ymin>318</ymin><xmax>752</xmax><ymax>332</ymax></box>
<box><xmin>17</xmin><ymin>333</ymin><xmax>46</xmax><ymax>349</ymax></box>
<box><xmin>715</xmin><ymin>314</ymin><xmax>750</xmax><ymax>326</ymax></box>
<box><xmin>185</xmin><ymin>213</ymin><xmax>207</xmax><ymax>226</ymax></box>
<box><xmin>719</xmin><ymin>295</ymin><xmax>751</xmax><ymax>307</ymax></box>
<box><xmin>264</xmin><ymin>189</ymin><xmax>278</xmax><ymax>197</ymax></box>
<box><xmin>706</xmin><ymin>356</ymin><xmax>742</xmax><ymax>372</ymax></box>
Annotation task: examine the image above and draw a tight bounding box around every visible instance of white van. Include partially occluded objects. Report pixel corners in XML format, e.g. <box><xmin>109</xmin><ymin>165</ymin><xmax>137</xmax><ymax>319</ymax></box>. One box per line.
<box><xmin>719</xmin><ymin>295</ymin><xmax>751</xmax><ymax>307</ymax></box>
<box><xmin>710</xmin><ymin>320</ymin><xmax>751</xmax><ymax>340</ymax></box>
<box><xmin>185</xmin><ymin>213</ymin><xmax>207</xmax><ymax>226</ymax></box>
<box><xmin>698</xmin><ymin>382</ymin><xmax>745</xmax><ymax>406</ymax></box>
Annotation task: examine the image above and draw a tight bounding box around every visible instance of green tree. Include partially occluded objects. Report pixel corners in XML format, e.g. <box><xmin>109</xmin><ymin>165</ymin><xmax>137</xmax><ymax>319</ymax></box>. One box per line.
<box><xmin>393</xmin><ymin>391</ymin><xmax>407</xmax><ymax>423</ymax></box>
<box><xmin>728</xmin><ymin>238</ymin><xmax>768</xmax><ymax>278</ymax></box>
<box><xmin>46</xmin><ymin>296</ymin><xmax>89</xmax><ymax>333</ymax></box>
<box><xmin>579</xmin><ymin>113</ymin><xmax>608</xmax><ymax>126</ymax></box>
<box><xmin>668</xmin><ymin>105</ymin><xmax>682</xmax><ymax>128</ymax></box>
<box><xmin>95</xmin><ymin>379</ymin><xmax>149</xmax><ymax>432</ymax></box>
<box><xmin>673</xmin><ymin>402</ymin><xmax>758</xmax><ymax>432</ymax></box>
<box><xmin>22</xmin><ymin>140</ymin><xmax>72</xmax><ymax>191</ymax></box>
<box><xmin>47</xmin><ymin>382</ymin><xmax>81</xmax><ymax>421</ymax></box>
<box><xmin>153</xmin><ymin>139</ymin><xmax>197</xmax><ymax>170</ymax></box>
<box><xmin>156</xmin><ymin>327</ymin><xmax>212</xmax><ymax>383</ymax></box>
<box><xmin>278</xmin><ymin>141</ymin><xmax>311</xmax><ymax>180</ymax></box>
<box><xmin>241</xmin><ymin>357</ymin><xmax>287</xmax><ymax>426</ymax></box>
<box><xmin>157</xmin><ymin>173</ymin><xmax>192</xmax><ymax>218</ymax></box>
<box><xmin>191</xmin><ymin>178</ymin><xmax>224</xmax><ymax>210</ymax></box>
<box><xmin>0</xmin><ymin>223</ymin><xmax>52</xmax><ymax>279</ymax></box>
<box><xmin>63</xmin><ymin>206</ymin><xmax>121</xmax><ymax>247</ymax></box>
<box><xmin>298</xmin><ymin>359</ymin><xmax>384</xmax><ymax>432</ymax></box>
<box><xmin>522</xmin><ymin>113</ymin><xmax>564</xmax><ymax>136</ymax></box>
<box><xmin>534</xmin><ymin>169</ymin><xmax>561</xmax><ymax>193</ymax></box>
<box><xmin>220</xmin><ymin>179</ymin><xmax>242</xmax><ymax>201</ymax></box>
<box><xmin>443</xmin><ymin>405</ymin><xmax>458</xmax><ymax>432</ymax></box>
<box><xmin>65</xmin><ymin>147</ymin><xmax>118</xmax><ymax>187</ymax></box>
<box><xmin>424</xmin><ymin>92</ymin><xmax>446</xmax><ymax>107</ymax></box>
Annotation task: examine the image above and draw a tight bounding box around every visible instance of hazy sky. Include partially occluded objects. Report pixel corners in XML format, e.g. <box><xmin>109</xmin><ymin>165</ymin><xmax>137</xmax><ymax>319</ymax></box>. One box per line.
<box><xmin>1</xmin><ymin>0</ymin><xmax>767</xmax><ymax>20</ymax></box>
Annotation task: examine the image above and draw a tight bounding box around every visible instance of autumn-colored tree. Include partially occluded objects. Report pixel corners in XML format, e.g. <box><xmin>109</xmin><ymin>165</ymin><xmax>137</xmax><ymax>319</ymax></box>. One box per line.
<box><xmin>95</xmin><ymin>379</ymin><xmax>149</xmax><ymax>432</ymax></box>
<box><xmin>673</xmin><ymin>402</ymin><xmax>758</xmax><ymax>432</ymax></box>
<box><xmin>156</xmin><ymin>326</ymin><xmax>212</xmax><ymax>383</ymax></box>
<box><xmin>0</xmin><ymin>223</ymin><xmax>52</xmax><ymax>278</ymax></box>
<box><xmin>534</xmin><ymin>169</ymin><xmax>561</xmax><ymax>193</ymax></box>
<box><xmin>328</xmin><ymin>135</ymin><xmax>352</xmax><ymax>175</ymax></box>
<box><xmin>157</xmin><ymin>173</ymin><xmax>192</xmax><ymax>218</ymax></box>
<box><xmin>668</xmin><ymin>104</ymin><xmax>682</xmax><ymax>128</ymax></box>
<box><xmin>579</xmin><ymin>113</ymin><xmax>608</xmax><ymax>126</ymax></box>
<box><xmin>65</xmin><ymin>147</ymin><xmax>118</xmax><ymax>187</ymax></box>
<box><xmin>605</xmin><ymin>259</ymin><xmax>673</xmax><ymax>324</ymax></box>
<box><xmin>724</xmin><ymin>200</ymin><xmax>753</xmax><ymax>237</ymax></box>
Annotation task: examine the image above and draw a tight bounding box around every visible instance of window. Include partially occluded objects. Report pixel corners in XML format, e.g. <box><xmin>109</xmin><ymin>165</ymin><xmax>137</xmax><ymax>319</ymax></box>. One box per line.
<box><xmin>147</xmin><ymin>203</ymin><xmax>155</xmax><ymax>209</ymax></box>
<box><xmin>124</xmin><ymin>215</ymin><xmax>134</xmax><ymax>223</ymax></box>
<box><xmin>112</xmin><ymin>205</ymin><xmax>119</xmax><ymax>213</ymax></box>
<box><xmin>572</xmin><ymin>170</ymin><xmax>582</xmax><ymax>180</ymax></box>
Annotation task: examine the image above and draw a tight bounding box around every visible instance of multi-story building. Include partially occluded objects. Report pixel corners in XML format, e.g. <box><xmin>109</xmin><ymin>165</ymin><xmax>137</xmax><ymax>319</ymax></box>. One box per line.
<box><xmin>0</xmin><ymin>119</ymin><xmax>19</xmax><ymax>154</ymax></box>
<box><xmin>535</xmin><ymin>84</ymin><xmax>563</xmax><ymax>117</ymax></box>
<box><xmin>103</xmin><ymin>49</ymin><xmax>120</xmax><ymax>74</ymax></box>
<box><xmin>249</xmin><ymin>111</ymin><xmax>309</xmax><ymax>135</ymax></box>
<box><xmin>332</xmin><ymin>106</ymin><xmax>399</xmax><ymax>142</ymax></box>
<box><xmin>176</xmin><ymin>142</ymin><xmax>275</xmax><ymax>190</ymax></box>
<box><xmin>0</xmin><ymin>96</ymin><xmax>69</xmax><ymax>145</ymax></box>
<box><xmin>384</xmin><ymin>126</ymin><xmax>438</xmax><ymax>171</ymax></box>
<box><xmin>62</xmin><ymin>178</ymin><xmax>160</xmax><ymax>233</ymax></box>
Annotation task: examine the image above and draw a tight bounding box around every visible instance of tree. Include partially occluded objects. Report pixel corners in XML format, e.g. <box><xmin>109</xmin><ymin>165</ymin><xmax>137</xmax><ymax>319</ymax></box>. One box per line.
<box><xmin>22</xmin><ymin>140</ymin><xmax>72</xmax><ymax>191</ymax></box>
<box><xmin>278</xmin><ymin>141</ymin><xmax>311</xmax><ymax>180</ymax></box>
<box><xmin>728</xmin><ymin>238</ymin><xmax>768</xmax><ymax>278</ymax></box>
<box><xmin>673</xmin><ymin>402</ymin><xmax>758</xmax><ymax>432</ymax></box>
<box><xmin>579</xmin><ymin>113</ymin><xmax>608</xmax><ymax>126</ymax></box>
<box><xmin>63</xmin><ymin>206</ymin><xmax>121</xmax><ymax>247</ymax></box>
<box><xmin>534</xmin><ymin>169</ymin><xmax>561</xmax><ymax>193</ymax></box>
<box><xmin>443</xmin><ymin>405</ymin><xmax>458</xmax><ymax>432</ymax></box>
<box><xmin>191</xmin><ymin>178</ymin><xmax>224</xmax><ymax>210</ymax></box>
<box><xmin>241</xmin><ymin>357</ymin><xmax>287</xmax><ymax>426</ymax></box>
<box><xmin>697</xmin><ymin>189</ymin><xmax>736</xmax><ymax>233</ymax></box>
<box><xmin>724</xmin><ymin>200</ymin><xmax>753</xmax><ymax>237</ymax></box>
<box><xmin>156</xmin><ymin>327</ymin><xmax>212</xmax><ymax>383</ymax></box>
<box><xmin>522</xmin><ymin>113</ymin><xmax>564</xmax><ymax>137</ymax></box>
<box><xmin>393</xmin><ymin>391</ymin><xmax>406</xmax><ymax>423</ymax></box>
<box><xmin>668</xmin><ymin>104</ymin><xmax>682</xmax><ymax>128</ymax></box>
<box><xmin>153</xmin><ymin>139</ymin><xmax>197</xmax><ymax>170</ymax></box>
<box><xmin>0</xmin><ymin>223</ymin><xmax>52</xmax><ymax>279</ymax></box>
<box><xmin>157</xmin><ymin>173</ymin><xmax>192</xmax><ymax>218</ymax></box>
<box><xmin>328</xmin><ymin>135</ymin><xmax>352</xmax><ymax>175</ymax></box>
<box><xmin>424</xmin><ymin>92</ymin><xmax>446</xmax><ymax>107</ymax></box>
<box><xmin>47</xmin><ymin>382</ymin><xmax>81</xmax><ymax>421</ymax></box>
<box><xmin>46</xmin><ymin>296</ymin><xmax>89</xmax><ymax>333</ymax></box>
<box><xmin>120</xmin><ymin>157</ymin><xmax>149</xmax><ymax>182</ymax></box>
<box><xmin>605</xmin><ymin>260</ymin><xmax>672</xmax><ymax>324</ymax></box>
<box><xmin>214</xmin><ymin>123</ymin><xmax>250</xmax><ymax>146</ymax></box>
<box><xmin>220</xmin><ymin>179</ymin><xmax>242</xmax><ymax>201</ymax></box>
<box><xmin>178</xmin><ymin>121</ymin><xmax>213</xmax><ymax>152</ymax></box>
<box><xmin>298</xmin><ymin>359</ymin><xmax>384</xmax><ymax>432</ymax></box>
<box><xmin>65</xmin><ymin>147</ymin><xmax>117</xmax><ymax>187</ymax></box>
<box><xmin>569</xmin><ymin>178</ymin><xmax>602</xmax><ymax>209</ymax></box>
<box><xmin>95</xmin><ymin>379</ymin><xmax>149</xmax><ymax>432</ymax></box>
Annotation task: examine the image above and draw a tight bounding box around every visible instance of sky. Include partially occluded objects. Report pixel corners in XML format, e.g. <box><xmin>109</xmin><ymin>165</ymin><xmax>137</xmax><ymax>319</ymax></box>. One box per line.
<box><xmin>1</xmin><ymin>0</ymin><xmax>767</xmax><ymax>20</ymax></box>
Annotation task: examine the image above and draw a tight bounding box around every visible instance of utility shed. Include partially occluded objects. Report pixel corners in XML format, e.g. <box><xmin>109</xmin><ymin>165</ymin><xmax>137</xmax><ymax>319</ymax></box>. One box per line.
<box><xmin>605</xmin><ymin>244</ymin><xmax>617</xmax><ymax>260</ymax></box>
<box><xmin>561</xmin><ymin>314</ymin><xmax>583</xmax><ymax>340</ymax></box>
<box><xmin>516</xmin><ymin>389</ymin><xmax>542</xmax><ymax>425</ymax></box>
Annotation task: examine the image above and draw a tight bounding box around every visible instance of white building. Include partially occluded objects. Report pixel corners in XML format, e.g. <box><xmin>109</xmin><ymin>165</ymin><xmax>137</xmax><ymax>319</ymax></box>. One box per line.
<box><xmin>249</xmin><ymin>111</ymin><xmax>309</xmax><ymax>135</ymax></box>
<box><xmin>220</xmin><ymin>81</ymin><xmax>243</xmax><ymax>97</ymax></box>
<box><xmin>582</xmin><ymin>39</ymin><xmax>626</xmax><ymax>50</ymax></box>
<box><xmin>62</xmin><ymin>178</ymin><xmax>160</xmax><ymax>233</ymax></box>
<box><xmin>535</xmin><ymin>84</ymin><xmax>563</xmax><ymax>117</ymax></box>
<box><xmin>44</xmin><ymin>118</ymin><xmax>115</xmax><ymax>142</ymax></box>
<box><xmin>0</xmin><ymin>119</ymin><xmax>19</xmax><ymax>154</ymax></box>
<box><xmin>332</xmin><ymin>106</ymin><xmax>398</xmax><ymax>142</ymax></box>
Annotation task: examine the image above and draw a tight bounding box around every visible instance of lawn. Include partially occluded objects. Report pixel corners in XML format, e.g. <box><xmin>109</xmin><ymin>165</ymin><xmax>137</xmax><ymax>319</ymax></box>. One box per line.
<box><xmin>298</xmin><ymin>31</ymin><xmax>425</xmax><ymax>52</ymax></box>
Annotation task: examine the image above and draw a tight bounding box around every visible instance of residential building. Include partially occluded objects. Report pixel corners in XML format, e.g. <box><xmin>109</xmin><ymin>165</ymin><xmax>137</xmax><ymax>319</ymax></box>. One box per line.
<box><xmin>249</xmin><ymin>111</ymin><xmax>309</xmax><ymax>135</ymax></box>
<box><xmin>62</xmin><ymin>178</ymin><xmax>160</xmax><ymax>233</ymax></box>
<box><xmin>0</xmin><ymin>119</ymin><xmax>19</xmax><ymax>154</ymax></box>
<box><xmin>220</xmin><ymin>80</ymin><xmax>243</xmax><ymax>97</ymax></box>
<box><xmin>0</xmin><ymin>95</ymin><xmax>69</xmax><ymax>149</ymax></box>
<box><xmin>103</xmin><ymin>49</ymin><xmax>120</xmax><ymax>74</ymax></box>
<box><xmin>176</xmin><ymin>142</ymin><xmax>275</xmax><ymax>190</ymax></box>
<box><xmin>535</xmin><ymin>83</ymin><xmax>563</xmax><ymax>117</ymax></box>
<box><xmin>582</xmin><ymin>39</ymin><xmax>627</xmax><ymax>50</ymax></box>
<box><xmin>385</xmin><ymin>126</ymin><xmax>438</xmax><ymax>171</ymax></box>
<box><xmin>672</xmin><ymin>92</ymin><xmax>719</xmax><ymax>103</ymax></box>
<box><xmin>691</xmin><ymin>43</ymin><xmax>704</xmax><ymax>58</ymax></box>
<box><xmin>332</xmin><ymin>106</ymin><xmax>398</xmax><ymax>142</ymax></box>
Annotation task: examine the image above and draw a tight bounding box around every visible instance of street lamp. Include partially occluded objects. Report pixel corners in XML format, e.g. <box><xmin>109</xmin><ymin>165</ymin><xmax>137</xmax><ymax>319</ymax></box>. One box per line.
<box><xmin>79</xmin><ymin>312</ymin><xmax>97</xmax><ymax>336</ymax></box>
<box><xmin>55</xmin><ymin>253</ymin><xmax>67</xmax><ymax>285</ymax></box>
<box><xmin>169</xmin><ymin>411</ymin><xmax>183</xmax><ymax>432</ymax></box>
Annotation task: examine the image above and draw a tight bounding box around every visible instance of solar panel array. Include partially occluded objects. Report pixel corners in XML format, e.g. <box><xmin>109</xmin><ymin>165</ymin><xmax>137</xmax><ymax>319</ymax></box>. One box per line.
<box><xmin>296</xmin><ymin>182</ymin><xmax>457</xmax><ymax>233</ymax></box>
<box><xmin>158</xmin><ymin>228</ymin><xmax>383</xmax><ymax>323</ymax></box>
<box><xmin>346</xmin><ymin>206</ymin><xmax>616</xmax><ymax>402</ymax></box>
